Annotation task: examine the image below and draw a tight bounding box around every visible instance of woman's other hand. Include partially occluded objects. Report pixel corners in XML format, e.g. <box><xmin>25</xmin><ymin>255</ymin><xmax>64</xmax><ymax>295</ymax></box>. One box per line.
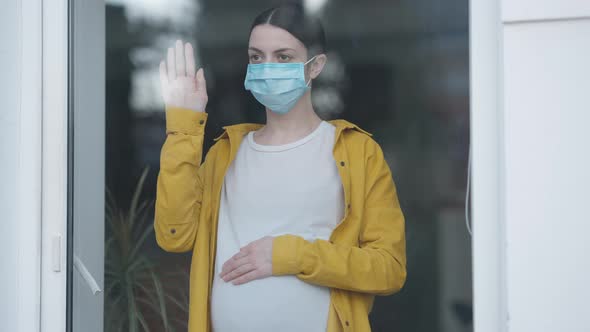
<box><xmin>159</xmin><ymin>40</ymin><xmax>208</xmax><ymax>112</ymax></box>
<box><xmin>219</xmin><ymin>236</ymin><xmax>274</xmax><ymax>285</ymax></box>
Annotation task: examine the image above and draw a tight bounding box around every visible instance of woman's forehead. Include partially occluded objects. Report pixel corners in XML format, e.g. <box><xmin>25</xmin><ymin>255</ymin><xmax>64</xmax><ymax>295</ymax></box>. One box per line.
<box><xmin>248</xmin><ymin>24</ymin><xmax>306</xmax><ymax>52</ymax></box>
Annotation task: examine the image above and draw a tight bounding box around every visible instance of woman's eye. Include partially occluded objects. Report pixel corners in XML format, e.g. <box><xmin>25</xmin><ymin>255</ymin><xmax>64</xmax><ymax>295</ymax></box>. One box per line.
<box><xmin>249</xmin><ymin>54</ymin><xmax>261</xmax><ymax>62</ymax></box>
<box><xmin>278</xmin><ymin>54</ymin><xmax>291</xmax><ymax>62</ymax></box>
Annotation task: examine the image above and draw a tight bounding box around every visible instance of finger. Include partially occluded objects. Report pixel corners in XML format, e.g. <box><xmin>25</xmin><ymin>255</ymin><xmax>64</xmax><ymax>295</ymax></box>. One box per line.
<box><xmin>232</xmin><ymin>269</ymin><xmax>263</xmax><ymax>285</ymax></box>
<box><xmin>233</xmin><ymin>248</ymin><xmax>249</xmax><ymax>260</ymax></box>
<box><xmin>167</xmin><ymin>47</ymin><xmax>176</xmax><ymax>81</ymax></box>
<box><xmin>220</xmin><ymin>252</ymin><xmax>249</xmax><ymax>277</ymax></box>
<box><xmin>175</xmin><ymin>39</ymin><xmax>185</xmax><ymax>77</ymax></box>
<box><xmin>223</xmin><ymin>263</ymin><xmax>255</xmax><ymax>283</ymax></box>
<box><xmin>159</xmin><ymin>60</ymin><xmax>168</xmax><ymax>87</ymax></box>
<box><xmin>220</xmin><ymin>252</ymin><xmax>248</xmax><ymax>277</ymax></box>
<box><xmin>221</xmin><ymin>251</ymin><xmax>248</xmax><ymax>271</ymax></box>
<box><xmin>185</xmin><ymin>42</ymin><xmax>195</xmax><ymax>78</ymax></box>
<box><xmin>196</xmin><ymin>68</ymin><xmax>207</xmax><ymax>92</ymax></box>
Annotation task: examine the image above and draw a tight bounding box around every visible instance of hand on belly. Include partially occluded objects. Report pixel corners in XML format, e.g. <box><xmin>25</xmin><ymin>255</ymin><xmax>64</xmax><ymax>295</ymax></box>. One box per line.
<box><xmin>219</xmin><ymin>235</ymin><xmax>274</xmax><ymax>285</ymax></box>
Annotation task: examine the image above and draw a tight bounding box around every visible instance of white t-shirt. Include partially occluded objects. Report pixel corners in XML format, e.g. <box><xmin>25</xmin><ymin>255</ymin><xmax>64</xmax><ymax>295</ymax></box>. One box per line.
<box><xmin>210</xmin><ymin>120</ymin><xmax>345</xmax><ymax>332</ymax></box>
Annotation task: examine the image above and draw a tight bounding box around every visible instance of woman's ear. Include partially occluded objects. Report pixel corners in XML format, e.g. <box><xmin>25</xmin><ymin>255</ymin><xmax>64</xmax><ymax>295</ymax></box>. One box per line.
<box><xmin>309</xmin><ymin>53</ymin><xmax>327</xmax><ymax>80</ymax></box>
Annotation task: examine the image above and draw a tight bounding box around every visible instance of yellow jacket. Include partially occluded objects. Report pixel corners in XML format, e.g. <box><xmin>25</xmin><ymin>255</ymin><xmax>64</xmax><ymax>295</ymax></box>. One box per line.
<box><xmin>154</xmin><ymin>106</ymin><xmax>407</xmax><ymax>332</ymax></box>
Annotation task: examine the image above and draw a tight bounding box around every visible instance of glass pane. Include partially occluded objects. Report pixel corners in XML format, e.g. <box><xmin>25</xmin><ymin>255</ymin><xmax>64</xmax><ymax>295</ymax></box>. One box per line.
<box><xmin>102</xmin><ymin>1</ymin><xmax>471</xmax><ymax>331</ymax></box>
<box><xmin>70</xmin><ymin>1</ymin><xmax>105</xmax><ymax>331</ymax></box>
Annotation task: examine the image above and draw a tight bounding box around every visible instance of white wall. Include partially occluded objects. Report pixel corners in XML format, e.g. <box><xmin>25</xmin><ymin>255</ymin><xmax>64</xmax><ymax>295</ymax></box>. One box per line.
<box><xmin>471</xmin><ymin>2</ymin><xmax>590</xmax><ymax>332</ymax></box>
<box><xmin>0</xmin><ymin>0</ymin><xmax>22</xmax><ymax>328</ymax></box>
<box><xmin>501</xmin><ymin>2</ymin><xmax>590</xmax><ymax>332</ymax></box>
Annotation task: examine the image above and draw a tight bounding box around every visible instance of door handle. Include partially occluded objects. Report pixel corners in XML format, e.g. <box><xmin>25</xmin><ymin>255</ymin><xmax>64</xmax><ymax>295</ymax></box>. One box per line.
<box><xmin>74</xmin><ymin>255</ymin><xmax>102</xmax><ymax>295</ymax></box>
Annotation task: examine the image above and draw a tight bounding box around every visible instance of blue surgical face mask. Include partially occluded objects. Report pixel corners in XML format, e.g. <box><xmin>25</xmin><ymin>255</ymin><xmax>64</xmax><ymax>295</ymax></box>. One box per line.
<box><xmin>244</xmin><ymin>56</ymin><xmax>316</xmax><ymax>114</ymax></box>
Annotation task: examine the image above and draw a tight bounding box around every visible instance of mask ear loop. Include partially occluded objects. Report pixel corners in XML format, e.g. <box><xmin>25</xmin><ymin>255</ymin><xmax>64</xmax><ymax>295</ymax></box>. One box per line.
<box><xmin>304</xmin><ymin>55</ymin><xmax>317</xmax><ymax>86</ymax></box>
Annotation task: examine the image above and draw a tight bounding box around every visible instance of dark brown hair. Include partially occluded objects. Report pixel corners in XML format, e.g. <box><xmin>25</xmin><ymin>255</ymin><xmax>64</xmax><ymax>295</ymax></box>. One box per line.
<box><xmin>250</xmin><ymin>3</ymin><xmax>327</xmax><ymax>57</ymax></box>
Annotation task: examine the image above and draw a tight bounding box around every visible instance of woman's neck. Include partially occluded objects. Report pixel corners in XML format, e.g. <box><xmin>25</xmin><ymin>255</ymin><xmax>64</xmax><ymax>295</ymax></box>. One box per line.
<box><xmin>253</xmin><ymin>93</ymin><xmax>323</xmax><ymax>146</ymax></box>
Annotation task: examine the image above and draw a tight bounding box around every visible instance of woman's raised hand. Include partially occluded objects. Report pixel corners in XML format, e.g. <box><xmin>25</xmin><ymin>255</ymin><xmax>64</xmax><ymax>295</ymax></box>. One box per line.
<box><xmin>159</xmin><ymin>40</ymin><xmax>208</xmax><ymax>112</ymax></box>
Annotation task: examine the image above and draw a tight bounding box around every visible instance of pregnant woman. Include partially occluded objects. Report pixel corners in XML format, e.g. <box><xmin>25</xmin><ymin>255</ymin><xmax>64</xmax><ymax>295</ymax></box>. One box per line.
<box><xmin>154</xmin><ymin>4</ymin><xmax>406</xmax><ymax>332</ymax></box>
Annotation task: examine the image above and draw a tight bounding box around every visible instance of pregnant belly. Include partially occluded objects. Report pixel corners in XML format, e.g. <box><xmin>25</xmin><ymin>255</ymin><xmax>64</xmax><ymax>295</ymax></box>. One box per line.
<box><xmin>210</xmin><ymin>273</ymin><xmax>331</xmax><ymax>332</ymax></box>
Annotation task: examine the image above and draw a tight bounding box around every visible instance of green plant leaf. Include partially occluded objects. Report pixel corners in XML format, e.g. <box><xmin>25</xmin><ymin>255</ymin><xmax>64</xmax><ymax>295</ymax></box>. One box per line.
<box><xmin>128</xmin><ymin>225</ymin><xmax>154</xmax><ymax>262</ymax></box>
<box><xmin>135</xmin><ymin>305</ymin><xmax>151</xmax><ymax>332</ymax></box>
<box><xmin>129</xmin><ymin>167</ymin><xmax>150</xmax><ymax>230</ymax></box>
<box><xmin>150</xmin><ymin>269</ymin><xmax>170</xmax><ymax>331</ymax></box>
<box><xmin>165</xmin><ymin>293</ymin><xmax>189</xmax><ymax>313</ymax></box>
<box><xmin>127</xmin><ymin>282</ymin><xmax>138</xmax><ymax>332</ymax></box>
<box><xmin>105</xmin><ymin>165</ymin><xmax>190</xmax><ymax>332</ymax></box>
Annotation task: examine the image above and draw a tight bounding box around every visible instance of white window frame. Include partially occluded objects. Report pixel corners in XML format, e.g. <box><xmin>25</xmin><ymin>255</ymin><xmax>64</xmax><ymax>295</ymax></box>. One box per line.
<box><xmin>469</xmin><ymin>1</ymin><xmax>508</xmax><ymax>332</ymax></box>
<box><xmin>38</xmin><ymin>0</ymin><xmax>106</xmax><ymax>331</ymax></box>
<box><xmin>40</xmin><ymin>0</ymin><xmax>68</xmax><ymax>332</ymax></box>
<box><xmin>40</xmin><ymin>0</ymin><xmax>69</xmax><ymax>331</ymax></box>
<box><xmin>17</xmin><ymin>0</ymin><xmax>43</xmax><ymax>331</ymax></box>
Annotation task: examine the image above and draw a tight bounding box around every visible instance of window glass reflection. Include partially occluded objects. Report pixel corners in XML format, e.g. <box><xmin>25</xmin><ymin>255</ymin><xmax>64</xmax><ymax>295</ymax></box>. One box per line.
<box><xmin>104</xmin><ymin>1</ymin><xmax>471</xmax><ymax>331</ymax></box>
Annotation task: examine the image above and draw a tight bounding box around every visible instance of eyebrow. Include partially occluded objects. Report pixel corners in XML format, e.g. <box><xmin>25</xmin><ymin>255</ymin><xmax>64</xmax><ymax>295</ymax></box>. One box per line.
<box><xmin>248</xmin><ymin>47</ymin><xmax>296</xmax><ymax>53</ymax></box>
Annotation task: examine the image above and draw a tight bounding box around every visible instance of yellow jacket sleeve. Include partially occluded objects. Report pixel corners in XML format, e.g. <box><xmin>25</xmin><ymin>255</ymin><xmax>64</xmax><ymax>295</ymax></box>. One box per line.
<box><xmin>272</xmin><ymin>139</ymin><xmax>407</xmax><ymax>296</ymax></box>
<box><xmin>154</xmin><ymin>106</ymin><xmax>208</xmax><ymax>253</ymax></box>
